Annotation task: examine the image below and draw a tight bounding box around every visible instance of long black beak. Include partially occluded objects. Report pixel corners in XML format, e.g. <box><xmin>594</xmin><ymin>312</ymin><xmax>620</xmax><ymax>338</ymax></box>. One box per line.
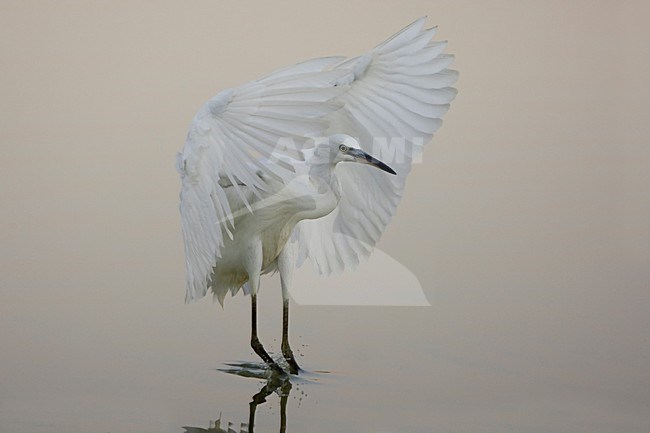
<box><xmin>348</xmin><ymin>148</ymin><xmax>397</xmax><ymax>175</ymax></box>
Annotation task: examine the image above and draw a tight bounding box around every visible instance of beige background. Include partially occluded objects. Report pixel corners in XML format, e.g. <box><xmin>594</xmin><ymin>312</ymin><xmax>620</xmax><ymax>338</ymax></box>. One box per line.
<box><xmin>1</xmin><ymin>1</ymin><xmax>649</xmax><ymax>432</ymax></box>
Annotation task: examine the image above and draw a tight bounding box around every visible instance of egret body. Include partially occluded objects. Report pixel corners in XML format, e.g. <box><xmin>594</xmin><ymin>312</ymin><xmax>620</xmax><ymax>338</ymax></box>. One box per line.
<box><xmin>178</xmin><ymin>18</ymin><xmax>457</xmax><ymax>373</ymax></box>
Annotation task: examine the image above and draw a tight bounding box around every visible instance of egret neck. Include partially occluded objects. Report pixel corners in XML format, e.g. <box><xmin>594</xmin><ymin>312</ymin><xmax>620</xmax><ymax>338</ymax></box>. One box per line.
<box><xmin>302</xmin><ymin>143</ymin><xmax>343</xmax><ymax>206</ymax></box>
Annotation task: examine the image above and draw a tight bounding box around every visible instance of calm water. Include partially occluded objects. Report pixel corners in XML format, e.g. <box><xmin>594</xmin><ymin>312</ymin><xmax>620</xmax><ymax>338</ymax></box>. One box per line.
<box><xmin>2</xmin><ymin>281</ymin><xmax>453</xmax><ymax>433</ymax></box>
<box><xmin>3</xmin><ymin>269</ymin><xmax>649</xmax><ymax>433</ymax></box>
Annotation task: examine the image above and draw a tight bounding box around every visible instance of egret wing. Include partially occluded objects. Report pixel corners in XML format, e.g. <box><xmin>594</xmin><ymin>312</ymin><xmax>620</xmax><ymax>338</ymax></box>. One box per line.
<box><xmin>178</xmin><ymin>58</ymin><xmax>348</xmax><ymax>301</ymax></box>
<box><xmin>294</xmin><ymin>18</ymin><xmax>458</xmax><ymax>275</ymax></box>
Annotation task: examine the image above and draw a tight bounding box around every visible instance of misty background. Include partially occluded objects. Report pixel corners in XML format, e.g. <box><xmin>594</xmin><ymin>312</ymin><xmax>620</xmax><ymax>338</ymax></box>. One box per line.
<box><xmin>1</xmin><ymin>1</ymin><xmax>649</xmax><ymax>432</ymax></box>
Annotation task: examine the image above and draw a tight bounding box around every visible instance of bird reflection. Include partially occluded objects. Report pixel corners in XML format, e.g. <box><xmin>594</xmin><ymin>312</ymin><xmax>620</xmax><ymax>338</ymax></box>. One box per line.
<box><xmin>181</xmin><ymin>363</ymin><xmax>293</xmax><ymax>433</ymax></box>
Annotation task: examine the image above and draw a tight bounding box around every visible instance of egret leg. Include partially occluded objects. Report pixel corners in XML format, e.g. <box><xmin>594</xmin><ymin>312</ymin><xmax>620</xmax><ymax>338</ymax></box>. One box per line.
<box><xmin>245</xmin><ymin>239</ymin><xmax>283</xmax><ymax>373</ymax></box>
<box><xmin>248</xmin><ymin>379</ymin><xmax>272</xmax><ymax>433</ymax></box>
<box><xmin>279</xmin><ymin>384</ymin><xmax>289</xmax><ymax>433</ymax></box>
<box><xmin>251</xmin><ymin>294</ymin><xmax>283</xmax><ymax>373</ymax></box>
<box><xmin>247</xmin><ymin>374</ymin><xmax>291</xmax><ymax>433</ymax></box>
<box><xmin>278</xmin><ymin>245</ymin><xmax>300</xmax><ymax>374</ymax></box>
<box><xmin>281</xmin><ymin>301</ymin><xmax>300</xmax><ymax>374</ymax></box>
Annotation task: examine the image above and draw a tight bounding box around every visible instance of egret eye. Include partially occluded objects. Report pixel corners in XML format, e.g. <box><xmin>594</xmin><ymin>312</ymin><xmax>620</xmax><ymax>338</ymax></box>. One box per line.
<box><xmin>339</xmin><ymin>144</ymin><xmax>348</xmax><ymax>153</ymax></box>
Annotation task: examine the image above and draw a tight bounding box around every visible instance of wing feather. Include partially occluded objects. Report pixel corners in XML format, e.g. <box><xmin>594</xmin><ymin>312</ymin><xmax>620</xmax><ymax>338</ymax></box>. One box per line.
<box><xmin>294</xmin><ymin>18</ymin><xmax>458</xmax><ymax>276</ymax></box>
<box><xmin>178</xmin><ymin>63</ymin><xmax>348</xmax><ymax>301</ymax></box>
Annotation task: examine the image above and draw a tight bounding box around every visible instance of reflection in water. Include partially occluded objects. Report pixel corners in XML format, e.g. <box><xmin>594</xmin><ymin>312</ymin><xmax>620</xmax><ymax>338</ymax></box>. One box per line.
<box><xmin>182</xmin><ymin>362</ymin><xmax>294</xmax><ymax>433</ymax></box>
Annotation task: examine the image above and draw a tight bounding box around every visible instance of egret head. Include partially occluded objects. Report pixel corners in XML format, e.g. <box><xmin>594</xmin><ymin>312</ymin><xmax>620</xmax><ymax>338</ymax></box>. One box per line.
<box><xmin>323</xmin><ymin>134</ymin><xmax>396</xmax><ymax>175</ymax></box>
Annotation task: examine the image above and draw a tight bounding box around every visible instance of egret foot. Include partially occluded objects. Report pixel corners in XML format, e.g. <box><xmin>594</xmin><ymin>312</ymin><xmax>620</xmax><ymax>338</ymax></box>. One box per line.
<box><xmin>251</xmin><ymin>336</ymin><xmax>284</xmax><ymax>374</ymax></box>
<box><xmin>281</xmin><ymin>343</ymin><xmax>300</xmax><ymax>374</ymax></box>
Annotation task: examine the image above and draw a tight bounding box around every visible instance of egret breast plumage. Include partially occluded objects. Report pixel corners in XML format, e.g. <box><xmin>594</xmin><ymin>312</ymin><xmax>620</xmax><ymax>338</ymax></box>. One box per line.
<box><xmin>177</xmin><ymin>17</ymin><xmax>457</xmax><ymax>373</ymax></box>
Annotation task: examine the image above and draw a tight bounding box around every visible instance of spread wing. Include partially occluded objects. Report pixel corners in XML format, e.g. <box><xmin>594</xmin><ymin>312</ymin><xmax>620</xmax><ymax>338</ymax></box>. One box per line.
<box><xmin>294</xmin><ymin>17</ymin><xmax>458</xmax><ymax>275</ymax></box>
<box><xmin>177</xmin><ymin>58</ymin><xmax>348</xmax><ymax>301</ymax></box>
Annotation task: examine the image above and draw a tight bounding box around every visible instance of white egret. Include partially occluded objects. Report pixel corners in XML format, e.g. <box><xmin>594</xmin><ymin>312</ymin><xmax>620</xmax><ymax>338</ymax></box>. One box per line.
<box><xmin>177</xmin><ymin>17</ymin><xmax>457</xmax><ymax>374</ymax></box>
